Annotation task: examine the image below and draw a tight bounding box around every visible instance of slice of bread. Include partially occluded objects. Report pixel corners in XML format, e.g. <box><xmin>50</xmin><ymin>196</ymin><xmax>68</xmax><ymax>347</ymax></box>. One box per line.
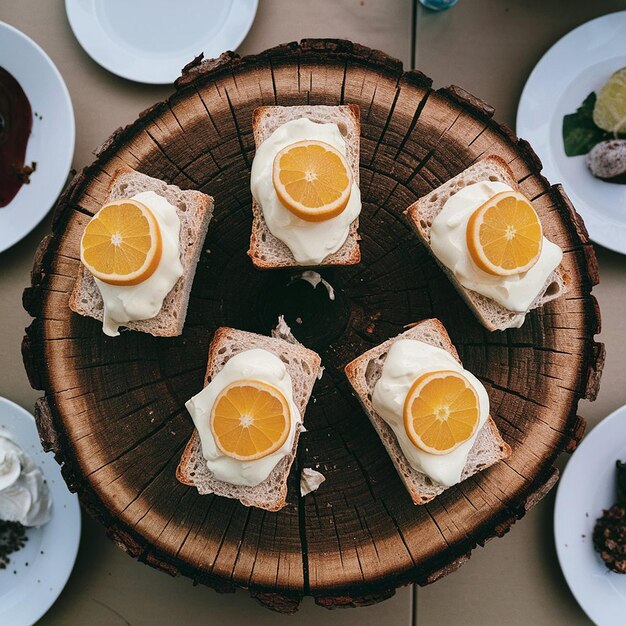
<box><xmin>176</xmin><ymin>324</ymin><xmax>321</xmax><ymax>511</ymax></box>
<box><xmin>248</xmin><ymin>104</ymin><xmax>361</xmax><ymax>268</ymax></box>
<box><xmin>404</xmin><ymin>155</ymin><xmax>569</xmax><ymax>331</ymax></box>
<box><xmin>69</xmin><ymin>167</ymin><xmax>213</xmax><ymax>337</ymax></box>
<box><xmin>344</xmin><ymin>318</ymin><xmax>511</xmax><ymax>505</ymax></box>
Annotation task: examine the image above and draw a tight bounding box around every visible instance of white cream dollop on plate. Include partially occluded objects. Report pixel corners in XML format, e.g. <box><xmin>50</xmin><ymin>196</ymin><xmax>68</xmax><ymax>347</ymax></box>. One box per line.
<box><xmin>0</xmin><ymin>434</ymin><xmax>52</xmax><ymax>527</ymax></box>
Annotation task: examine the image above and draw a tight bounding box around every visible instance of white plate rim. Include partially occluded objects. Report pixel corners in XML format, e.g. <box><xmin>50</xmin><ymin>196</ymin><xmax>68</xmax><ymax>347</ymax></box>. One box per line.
<box><xmin>0</xmin><ymin>396</ymin><xmax>81</xmax><ymax>626</ymax></box>
<box><xmin>64</xmin><ymin>0</ymin><xmax>259</xmax><ymax>84</ymax></box>
<box><xmin>516</xmin><ymin>10</ymin><xmax>626</xmax><ymax>255</ymax></box>
<box><xmin>554</xmin><ymin>403</ymin><xmax>626</xmax><ymax>626</ymax></box>
<box><xmin>0</xmin><ymin>21</ymin><xmax>75</xmax><ymax>253</ymax></box>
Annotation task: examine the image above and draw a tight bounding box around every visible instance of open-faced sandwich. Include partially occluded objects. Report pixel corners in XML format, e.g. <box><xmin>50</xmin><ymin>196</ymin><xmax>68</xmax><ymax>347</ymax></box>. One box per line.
<box><xmin>405</xmin><ymin>156</ymin><xmax>568</xmax><ymax>331</ymax></box>
<box><xmin>345</xmin><ymin>318</ymin><xmax>511</xmax><ymax>505</ymax></box>
<box><xmin>248</xmin><ymin>104</ymin><xmax>361</xmax><ymax>268</ymax></box>
<box><xmin>70</xmin><ymin>167</ymin><xmax>213</xmax><ymax>337</ymax></box>
<box><xmin>177</xmin><ymin>322</ymin><xmax>321</xmax><ymax>511</ymax></box>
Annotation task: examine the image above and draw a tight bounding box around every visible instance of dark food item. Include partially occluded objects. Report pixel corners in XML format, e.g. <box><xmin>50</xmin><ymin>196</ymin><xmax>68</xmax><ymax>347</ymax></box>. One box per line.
<box><xmin>593</xmin><ymin>504</ymin><xmax>626</xmax><ymax>573</ymax></box>
<box><xmin>0</xmin><ymin>520</ymin><xmax>27</xmax><ymax>569</ymax></box>
<box><xmin>0</xmin><ymin>66</ymin><xmax>33</xmax><ymax>207</ymax></box>
<box><xmin>586</xmin><ymin>139</ymin><xmax>626</xmax><ymax>184</ymax></box>
<box><xmin>17</xmin><ymin>161</ymin><xmax>36</xmax><ymax>184</ymax></box>
<box><xmin>562</xmin><ymin>92</ymin><xmax>611</xmax><ymax>157</ymax></box>
<box><xmin>618</xmin><ymin>459</ymin><xmax>626</xmax><ymax>504</ymax></box>
<box><xmin>593</xmin><ymin>461</ymin><xmax>626</xmax><ymax>573</ymax></box>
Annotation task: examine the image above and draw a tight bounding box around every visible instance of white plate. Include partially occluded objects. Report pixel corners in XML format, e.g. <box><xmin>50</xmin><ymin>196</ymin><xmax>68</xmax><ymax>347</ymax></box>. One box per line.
<box><xmin>65</xmin><ymin>0</ymin><xmax>259</xmax><ymax>84</ymax></box>
<box><xmin>0</xmin><ymin>22</ymin><xmax>75</xmax><ymax>254</ymax></box>
<box><xmin>554</xmin><ymin>404</ymin><xmax>626</xmax><ymax>626</ymax></box>
<box><xmin>0</xmin><ymin>397</ymin><xmax>81</xmax><ymax>626</ymax></box>
<box><xmin>517</xmin><ymin>11</ymin><xmax>626</xmax><ymax>254</ymax></box>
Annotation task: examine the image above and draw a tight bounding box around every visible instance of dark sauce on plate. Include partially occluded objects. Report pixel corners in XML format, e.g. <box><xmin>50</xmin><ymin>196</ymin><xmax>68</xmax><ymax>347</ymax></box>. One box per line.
<box><xmin>0</xmin><ymin>67</ymin><xmax>33</xmax><ymax>207</ymax></box>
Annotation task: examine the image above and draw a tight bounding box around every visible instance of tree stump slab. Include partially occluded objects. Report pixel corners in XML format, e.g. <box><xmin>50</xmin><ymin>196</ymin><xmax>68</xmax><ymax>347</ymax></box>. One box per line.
<box><xmin>22</xmin><ymin>40</ymin><xmax>603</xmax><ymax>612</ymax></box>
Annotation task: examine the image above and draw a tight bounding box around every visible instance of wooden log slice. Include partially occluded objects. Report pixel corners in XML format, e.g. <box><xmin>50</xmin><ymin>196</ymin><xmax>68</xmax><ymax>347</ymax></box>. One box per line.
<box><xmin>22</xmin><ymin>40</ymin><xmax>603</xmax><ymax>613</ymax></box>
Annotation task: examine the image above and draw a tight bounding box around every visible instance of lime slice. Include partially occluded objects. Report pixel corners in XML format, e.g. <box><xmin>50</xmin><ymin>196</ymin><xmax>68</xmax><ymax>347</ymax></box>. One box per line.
<box><xmin>593</xmin><ymin>67</ymin><xmax>626</xmax><ymax>134</ymax></box>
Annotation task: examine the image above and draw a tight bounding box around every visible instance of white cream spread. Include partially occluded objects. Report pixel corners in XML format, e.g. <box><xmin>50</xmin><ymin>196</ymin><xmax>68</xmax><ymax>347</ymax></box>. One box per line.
<box><xmin>430</xmin><ymin>181</ymin><xmax>563</xmax><ymax>313</ymax></box>
<box><xmin>0</xmin><ymin>434</ymin><xmax>52</xmax><ymax>527</ymax></box>
<box><xmin>93</xmin><ymin>191</ymin><xmax>183</xmax><ymax>336</ymax></box>
<box><xmin>372</xmin><ymin>339</ymin><xmax>489</xmax><ymax>488</ymax></box>
<box><xmin>250</xmin><ymin>118</ymin><xmax>361</xmax><ymax>265</ymax></box>
<box><xmin>185</xmin><ymin>349</ymin><xmax>301</xmax><ymax>487</ymax></box>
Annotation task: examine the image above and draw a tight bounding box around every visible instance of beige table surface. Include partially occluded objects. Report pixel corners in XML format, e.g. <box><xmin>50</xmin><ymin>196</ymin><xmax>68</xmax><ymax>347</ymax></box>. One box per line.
<box><xmin>1</xmin><ymin>0</ymin><xmax>624</xmax><ymax>624</ymax></box>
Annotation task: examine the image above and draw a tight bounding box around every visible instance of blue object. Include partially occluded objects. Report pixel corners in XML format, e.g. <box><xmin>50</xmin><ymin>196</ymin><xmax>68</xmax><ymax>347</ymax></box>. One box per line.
<box><xmin>419</xmin><ymin>0</ymin><xmax>459</xmax><ymax>11</ymax></box>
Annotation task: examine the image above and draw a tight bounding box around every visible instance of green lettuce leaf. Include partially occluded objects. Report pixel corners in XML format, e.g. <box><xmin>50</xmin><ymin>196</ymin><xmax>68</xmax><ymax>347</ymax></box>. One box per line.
<box><xmin>562</xmin><ymin>92</ymin><xmax>611</xmax><ymax>157</ymax></box>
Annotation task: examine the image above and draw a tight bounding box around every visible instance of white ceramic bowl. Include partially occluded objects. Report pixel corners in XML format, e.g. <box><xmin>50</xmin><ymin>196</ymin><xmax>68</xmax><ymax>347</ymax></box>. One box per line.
<box><xmin>65</xmin><ymin>0</ymin><xmax>259</xmax><ymax>84</ymax></box>
<box><xmin>0</xmin><ymin>397</ymin><xmax>81</xmax><ymax>626</ymax></box>
<box><xmin>555</xmin><ymin>404</ymin><xmax>626</xmax><ymax>625</ymax></box>
<box><xmin>517</xmin><ymin>11</ymin><xmax>626</xmax><ymax>254</ymax></box>
<box><xmin>0</xmin><ymin>21</ymin><xmax>75</xmax><ymax>253</ymax></box>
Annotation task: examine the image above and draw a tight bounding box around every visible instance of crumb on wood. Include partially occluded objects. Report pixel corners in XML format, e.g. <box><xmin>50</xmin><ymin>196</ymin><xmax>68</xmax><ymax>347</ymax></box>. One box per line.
<box><xmin>300</xmin><ymin>467</ymin><xmax>326</xmax><ymax>496</ymax></box>
<box><xmin>366</xmin><ymin>311</ymin><xmax>382</xmax><ymax>334</ymax></box>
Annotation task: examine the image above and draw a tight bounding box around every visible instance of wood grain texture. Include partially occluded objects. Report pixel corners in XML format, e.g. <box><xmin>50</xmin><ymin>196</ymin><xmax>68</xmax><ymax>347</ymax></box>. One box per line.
<box><xmin>21</xmin><ymin>40</ymin><xmax>603</xmax><ymax>612</ymax></box>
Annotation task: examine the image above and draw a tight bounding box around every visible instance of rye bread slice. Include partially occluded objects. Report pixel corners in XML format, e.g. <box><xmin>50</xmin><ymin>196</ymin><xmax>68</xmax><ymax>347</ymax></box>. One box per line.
<box><xmin>69</xmin><ymin>166</ymin><xmax>213</xmax><ymax>337</ymax></box>
<box><xmin>404</xmin><ymin>155</ymin><xmax>569</xmax><ymax>331</ymax></box>
<box><xmin>176</xmin><ymin>324</ymin><xmax>321</xmax><ymax>512</ymax></box>
<box><xmin>344</xmin><ymin>318</ymin><xmax>511</xmax><ymax>505</ymax></box>
<box><xmin>248</xmin><ymin>104</ymin><xmax>361</xmax><ymax>268</ymax></box>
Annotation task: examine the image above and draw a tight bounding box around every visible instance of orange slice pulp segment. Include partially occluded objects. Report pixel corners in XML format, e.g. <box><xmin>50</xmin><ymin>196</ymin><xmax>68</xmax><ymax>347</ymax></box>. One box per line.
<box><xmin>210</xmin><ymin>379</ymin><xmax>291</xmax><ymax>461</ymax></box>
<box><xmin>403</xmin><ymin>369</ymin><xmax>480</xmax><ymax>456</ymax></box>
<box><xmin>466</xmin><ymin>190</ymin><xmax>543</xmax><ymax>276</ymax></box>
<box><xmin>272</xmin><ymin>140</ymin><xmax>352</xmax><ymax>222</ymax></box>
<box><xmin>80</xmin><ymin>199</ymin><xmax>162</xmax><ymax>286</ymax></box>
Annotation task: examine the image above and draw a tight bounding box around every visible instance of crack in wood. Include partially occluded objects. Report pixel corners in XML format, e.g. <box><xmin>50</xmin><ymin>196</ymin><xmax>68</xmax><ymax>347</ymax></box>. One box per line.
<box><xmin>223</xmin><ymin>87</ymin><xmax>251</xmax><ymax>171</ymax></box>
<box><xmin>122</xmin><ymin>439</ymin><xmax>189</xmax><ymax>520</ymax></box>
<box><xmin>367</xmin><ymin>87</ymin><xmax>402</xmax><ymax>166</ymax></box>
<box><xmin>84</xmin><ymin>408</ymin><xmax>183</xmax><ymax>478</ymax></box>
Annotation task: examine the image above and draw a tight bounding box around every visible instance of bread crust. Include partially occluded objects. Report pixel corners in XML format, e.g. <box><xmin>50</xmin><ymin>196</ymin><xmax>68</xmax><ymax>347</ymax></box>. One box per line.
<box><xmin>404</xmin><ymin>155</ymin><xmax>569</xmax><ymax>331</ymax></box>
<box><xmin>176</xmin><ymin>326</ymin><xmax>321</xmax><ymax>511</ymax></box>
<box><xmin>248</xmin><ymin>104</ymin><xmax>361</xmax><ymax>269</ymax></box>
<box><xmin>69</xmin><ymin>166</ymin><xmax>214</xmax><ymax>337</ymax></box>
<box><xmin>344</xmin><ymin>318</ymin><xmax>511</xmax><ymax>505</ymax></box>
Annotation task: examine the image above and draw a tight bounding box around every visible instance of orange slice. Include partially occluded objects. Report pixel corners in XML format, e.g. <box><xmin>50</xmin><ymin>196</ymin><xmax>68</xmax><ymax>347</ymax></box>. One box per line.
<box><xmin>210</xmin><ymin>380</ymin><xmax>291</xmax><ymax>461</ymax></box>
<box><xmin>80</xmin><ymin>199</ymin><xmax>162</xmax><ymax>286</ymax></box>
<box><xmin>466</xmin><ymin>190</ymin><xmax>543</xmax><ymax>276</ymax></box>
<box><xmin>272</xmin><ymin>140</ymin><xmax>352</xmax><ymax>222</ymax></box>
<box><xmin>403</xmin><ymin>370</ymin><xmax>480</xmax><ymax>456</ymax></box>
